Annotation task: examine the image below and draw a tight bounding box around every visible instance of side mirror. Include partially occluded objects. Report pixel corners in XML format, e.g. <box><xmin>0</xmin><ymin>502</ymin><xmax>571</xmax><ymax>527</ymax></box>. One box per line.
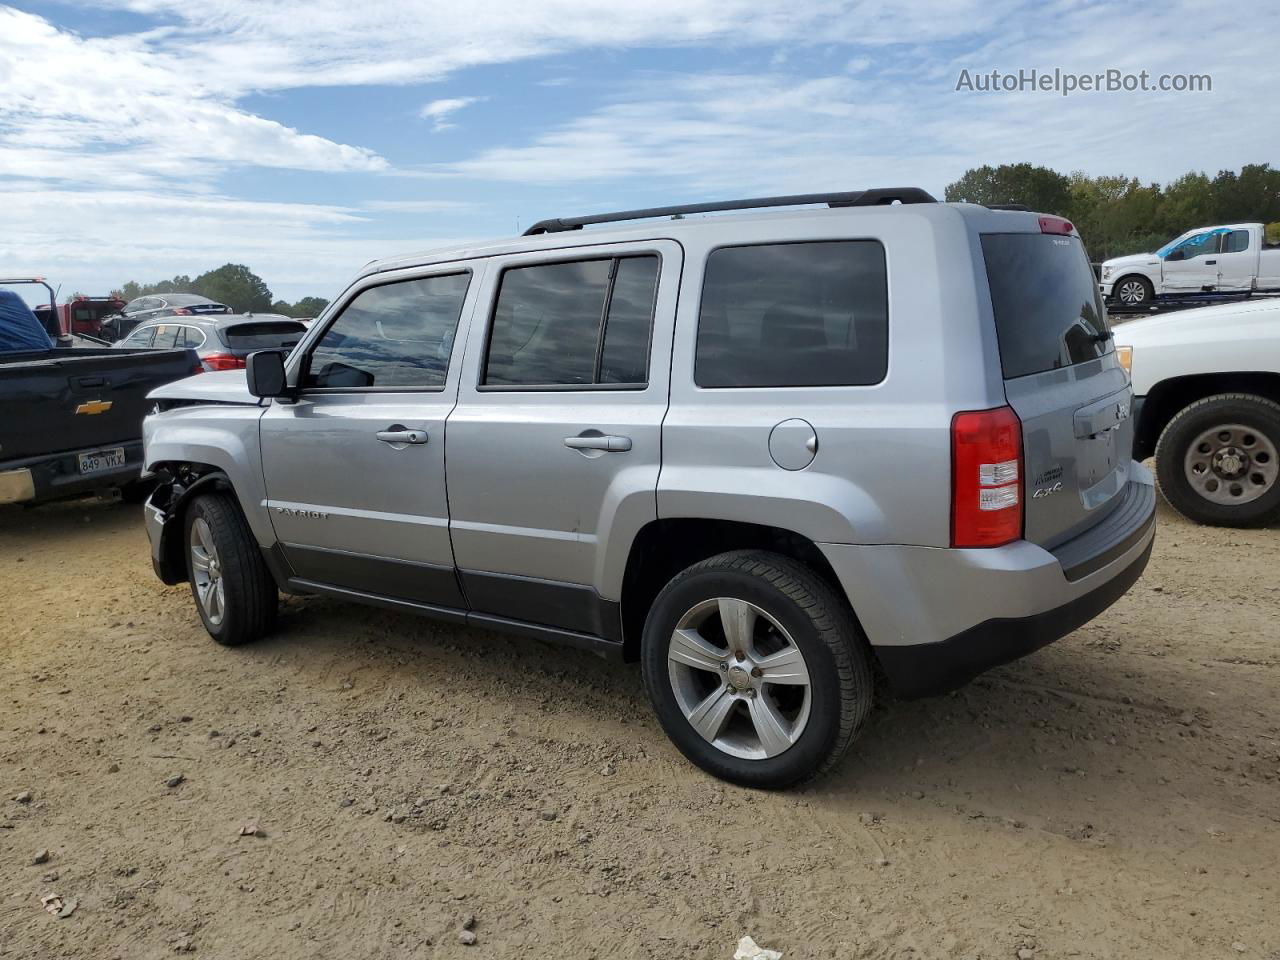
<box><xmin>246</xmin><ymin>350</ymin><xmax>289</xmax><ymax>398</ymax></box>
<box><xmin>1165</xmin><ymin>249</ymin><xmax>1184</xmax><ymax>261</ymax></box>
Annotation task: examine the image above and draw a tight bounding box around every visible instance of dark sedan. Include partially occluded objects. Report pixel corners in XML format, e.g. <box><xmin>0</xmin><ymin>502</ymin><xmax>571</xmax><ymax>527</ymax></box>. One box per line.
<box><xmin>102</xmin><ymin>293</ymin><xmax>233</xmax><ymax>342</ymax></box>
<box><xmin>115</xmin><ymin>314</ymin><xmax>306</xmax><ymax>372</ymax></box>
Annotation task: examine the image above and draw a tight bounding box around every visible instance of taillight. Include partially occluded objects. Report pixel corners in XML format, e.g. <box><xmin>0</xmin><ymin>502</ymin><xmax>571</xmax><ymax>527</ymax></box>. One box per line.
<box><xmin>1039</xmin><ymin>215</ymin><xmax>1074</xmax><ymax>235</ymax></box>
<box><xmin>951</xmin><ymin>406</ymin><xmax>1023</xmax><ymax>548</ymax></box>
<box><xmin>202</xmin><ymin>353</ymin><xmax>245</xmax><ymax>371</ymax></box>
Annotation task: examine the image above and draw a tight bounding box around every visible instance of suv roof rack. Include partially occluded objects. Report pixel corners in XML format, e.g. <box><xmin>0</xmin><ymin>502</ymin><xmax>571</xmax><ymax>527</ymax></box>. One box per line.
<box><xmin>522</xmin><ymin>187</ymin><xmax>937</xmax><ymax>236</ymax></box>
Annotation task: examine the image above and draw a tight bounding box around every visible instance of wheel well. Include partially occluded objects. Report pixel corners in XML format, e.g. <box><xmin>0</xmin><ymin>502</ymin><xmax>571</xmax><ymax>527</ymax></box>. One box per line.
<box><xmin>618</xmin><ymin>518</ymin><xmax>847</xmax><ymax>662</ymax></box>
<box><xmin>152</xmin><ymin>462</ymin><xmax>237</xmax><ymax>583</ymax></box>
<box><xmin>1136</xmin><ymin>373</ymin><xmax>1280</xmax><ymax>460</ymax></box>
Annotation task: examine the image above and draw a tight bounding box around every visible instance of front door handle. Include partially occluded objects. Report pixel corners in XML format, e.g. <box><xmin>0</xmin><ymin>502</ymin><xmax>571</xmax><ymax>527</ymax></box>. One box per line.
<box><xmin>376</xmin><ymin>429</ymin><xmax>428</xmax><ymax>445</ymax></box>
<box><xmin>564</xmin><ymin>434</ymin><xmax>632</xmax><ymax>452</ymax></box>
<box><xmin>1205</xmin><ymin>259</ymin><xmax>1217</xmax><ymax>265</ymax></box>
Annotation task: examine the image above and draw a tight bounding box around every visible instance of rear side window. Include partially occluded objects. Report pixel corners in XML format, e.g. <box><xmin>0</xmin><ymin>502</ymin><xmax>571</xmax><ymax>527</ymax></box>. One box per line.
<box><xmin>695</xmin><ymin>241</ymin><xmax>888</xmax><ymax>388</ymax></box>
<box><xmin>304</xmin><ymin>272</ymin><xmax>470</xmax><ymax>389</ymax></box>
<box><xmin>483</xmin><ymin>255</ymin><xmax>659</xmax><ymax>387</ymax></box>
<box><xmin>981</xmin><ymin>233</ymin><xmax>1109</xmax><ymax>379</ymax></box>
<box><xmin>221</xmin><ymin>322</ymin><xmax>306</xmax><ymax>350</ymax></box>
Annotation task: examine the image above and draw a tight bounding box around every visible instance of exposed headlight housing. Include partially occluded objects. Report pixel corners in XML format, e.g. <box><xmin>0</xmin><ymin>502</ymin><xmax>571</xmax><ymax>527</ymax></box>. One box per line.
<box><xmin>1101</xmin><ymin>266</ymin><xmax>1112</xmax><ymax>279</ymax></box>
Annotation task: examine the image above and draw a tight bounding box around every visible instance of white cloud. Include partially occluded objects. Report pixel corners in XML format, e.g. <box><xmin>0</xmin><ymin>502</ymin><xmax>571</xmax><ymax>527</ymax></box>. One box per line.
<box><xmin>419</xmin><ymin>97</ymin><xmax>485</xmax><ymax>132</ymax></box>
<box><xmin>0</xmin><ymin>7</ymin><xmax>386</xmax><ymax>189</ymax></box>
<box><xmin>3</xmin><ymin>0</ymin><xmax>1278</xmax><ymax>300</ymax></box>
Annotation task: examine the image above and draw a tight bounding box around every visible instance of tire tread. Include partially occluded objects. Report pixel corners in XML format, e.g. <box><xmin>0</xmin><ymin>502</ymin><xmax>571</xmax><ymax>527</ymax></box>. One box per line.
<box><xmin>644</xmin><ymin>549</ymin><xmax>874</xmax><ymax>787</ymax></box>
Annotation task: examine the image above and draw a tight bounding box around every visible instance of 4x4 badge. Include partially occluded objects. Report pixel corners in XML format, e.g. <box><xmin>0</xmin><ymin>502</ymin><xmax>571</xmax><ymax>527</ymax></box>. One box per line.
<box><xmin>1033</xmin><ymin>482</ymin><xmax>1063</xmax><ymax>499</ymax></box>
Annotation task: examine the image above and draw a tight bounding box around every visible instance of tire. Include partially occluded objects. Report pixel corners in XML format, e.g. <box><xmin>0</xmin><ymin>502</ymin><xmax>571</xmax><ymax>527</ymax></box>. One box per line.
<box><xmin>1113</xmin><ymin>275</ymin><xmax>1153</xmax><ymax>308</ymax></box>
<box><xmin>1154</xmin><ymin>393</ymin><xmax>1280</xmax><ymax>527</ymax></box>
<box><xmin>183</xmin><ymin>492</ymin><xmax>278</xmax><ymax>645</ymax></box>
<box><xmin>640</xmin><ymin>550</ymin><xmax>873</xmax><ymax>788</ymax></box>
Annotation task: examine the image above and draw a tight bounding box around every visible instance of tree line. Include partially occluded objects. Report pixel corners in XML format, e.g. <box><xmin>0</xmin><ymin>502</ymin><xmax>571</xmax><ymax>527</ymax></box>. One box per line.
<box><xmin>945</xmin><ymin>163</ymin><xmax>1280</xmax><ymax>261</ymax></box>
<box><xmin>111</xmin><ymin>263</ymin><xmax>329</xmax><ymax>318</ymax></box>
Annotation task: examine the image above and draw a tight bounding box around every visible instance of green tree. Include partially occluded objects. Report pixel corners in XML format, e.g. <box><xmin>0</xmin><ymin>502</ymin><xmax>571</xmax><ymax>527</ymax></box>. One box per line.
<box><xmin>944</xmin><ymin>163</ymin><xmax>1072</xmax><ymax>215</ymax></box>
<box><xmin>290</xmin><ymin>296</ymin><xmax>329</xmax><ymax>317</ymax></box>
<box><xmin>192</xmin><ymin>264</ymin><xmax>273</xmax><ymax>313</ymax></box>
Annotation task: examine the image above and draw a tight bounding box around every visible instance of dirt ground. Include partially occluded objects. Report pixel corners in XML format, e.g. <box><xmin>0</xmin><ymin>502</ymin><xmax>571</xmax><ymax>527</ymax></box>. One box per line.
<box><xmin>1</xmin><ymin>496</ymin><xmax>1277</xmax><ymax>960</ymax></box>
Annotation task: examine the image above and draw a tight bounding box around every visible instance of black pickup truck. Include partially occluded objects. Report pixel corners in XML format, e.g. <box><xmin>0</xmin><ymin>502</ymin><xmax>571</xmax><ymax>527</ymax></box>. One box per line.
<box><xmin>1</xmin><ymin>287</ymin><xmax>199</xmax><ymax>506</ymax></box>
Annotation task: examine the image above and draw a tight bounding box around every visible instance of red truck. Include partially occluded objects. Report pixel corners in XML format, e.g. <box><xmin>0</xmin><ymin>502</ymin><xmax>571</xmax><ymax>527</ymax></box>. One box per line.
<box><xmin>2</xmin><ymin>278</ymin><xmax>125</xmax><ymax>339</ymax></box>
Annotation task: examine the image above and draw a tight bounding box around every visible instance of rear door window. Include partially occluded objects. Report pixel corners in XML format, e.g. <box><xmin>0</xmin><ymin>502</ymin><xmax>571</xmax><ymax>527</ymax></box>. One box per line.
<box><xmin>483</xmin><ymin>255</ymin><xmax>659</xmax><ymax>388</ymax></box>
<box><xmin>981</xmin><ymin>233</ymin><xmax>1110</xmax><ymax>379</ymax></box>
<box><xmin>150</xmin><ymin>324</ymin><xmax>181</xmax><ymax>348</ymax></box>
<box><xmin>1224</xmin><ymin>230</ymin><xmax>1250</xmax><ymax>254</ymax></box>
<box><xmin>695</xmin><ymin>241</ymin><xmax>888</xmax><ymax>388</ymax></box>
<box><xmin>304</xmin><ymin>272</ymin><xmax>470</xmax><ymax>390</ymax></box>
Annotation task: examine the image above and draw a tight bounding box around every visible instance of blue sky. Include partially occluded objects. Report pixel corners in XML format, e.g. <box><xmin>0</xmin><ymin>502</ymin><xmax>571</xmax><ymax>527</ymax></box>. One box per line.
<box><xmin>2</xmin><ymin>0</ymin><xmax>1277</xmax><ymax>305</ymax></box>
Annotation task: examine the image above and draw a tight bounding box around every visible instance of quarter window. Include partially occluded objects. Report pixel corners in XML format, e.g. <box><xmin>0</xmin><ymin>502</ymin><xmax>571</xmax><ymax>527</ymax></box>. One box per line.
<box><xmin>695</xmin><ymin>241</ymin><xmax>889</xmax><ymax>388</ymax></box>
<box><xmin>304</xmin><ymin>273</ymin><xmax>471</xmax><ymax>390</ymax></box>
<box><xmin>483</xmin><ymin>255</ymin><xmax>659</xmax><ymax>387</ymax></box>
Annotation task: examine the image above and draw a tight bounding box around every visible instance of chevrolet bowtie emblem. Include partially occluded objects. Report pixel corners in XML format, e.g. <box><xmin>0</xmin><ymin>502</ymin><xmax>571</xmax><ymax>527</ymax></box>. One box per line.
<box><xmin>74</xmin><ymin>400</ymin><xmax>113</xmax><ymax>415</ymax></box>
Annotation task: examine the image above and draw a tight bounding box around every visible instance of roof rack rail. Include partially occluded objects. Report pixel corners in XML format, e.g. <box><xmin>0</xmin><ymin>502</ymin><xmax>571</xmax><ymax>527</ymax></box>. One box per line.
<box><xmin>522</xmin><ymin>187</ymin><xmax>937</xmax><ymax>236</ymax></box>
<box><xmin>985</xmin><ymin>203</ymin><xmax>1030</xmax><ymax>211</ymax></box>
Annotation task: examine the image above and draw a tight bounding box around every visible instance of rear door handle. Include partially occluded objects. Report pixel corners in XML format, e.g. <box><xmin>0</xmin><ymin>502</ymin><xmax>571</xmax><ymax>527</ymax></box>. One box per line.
<box><xmin>376</xmin><ymin>429</ymin><xmax>428</xmax><ymax>445</ymax></box>
<box><xmin>564</xmin><ymin>434</ymin><xmax>632</xmax><ymax>452</ymax></box>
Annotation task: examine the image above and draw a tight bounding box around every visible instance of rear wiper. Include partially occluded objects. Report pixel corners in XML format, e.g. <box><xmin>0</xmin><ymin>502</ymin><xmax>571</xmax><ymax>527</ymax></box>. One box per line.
<box><xmin>1093</xmin><ymin>330</ymin><xmax>1113</xmax><ymax>343</ymax></box>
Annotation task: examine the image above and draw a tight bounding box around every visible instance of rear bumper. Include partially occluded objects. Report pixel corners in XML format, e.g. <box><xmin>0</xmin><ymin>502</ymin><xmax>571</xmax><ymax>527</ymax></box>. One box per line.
<box><xmin>819</xmin><ymin>462</ymin><xmax>1156</xmax><ymax>698</ymax></box>
<box><xmin>0</xmin><ymin>441</ymin><xmax>143</xmax><ymax>505</ymax></box>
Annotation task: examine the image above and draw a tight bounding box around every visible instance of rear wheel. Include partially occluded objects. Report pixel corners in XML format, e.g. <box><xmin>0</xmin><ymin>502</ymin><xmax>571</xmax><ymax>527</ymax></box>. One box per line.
<box><xmin>184</xmin><ymin>493</ymin><xmax>278</xmax><ymax>645</ymax></box>
<box><xmin>641</xmin><ymin>550</ymin><xmax>873</xmax><ymax>788</ymax></box>
<box><xmin>1155</xmin><ymin>393</ymin><xmax>1280</xmax><ymax>527</ymax></box>
<box><xmin>1113</xmin><ymin>275</ymin><xmax>1153</xmax><ymax>307</ymax></box>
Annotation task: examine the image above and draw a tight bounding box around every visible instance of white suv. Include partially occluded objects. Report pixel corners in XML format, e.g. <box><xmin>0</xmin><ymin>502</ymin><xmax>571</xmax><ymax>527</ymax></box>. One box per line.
<box><xmin>140</xmin><ymin>189</ymin><xmax>1156</xmax><ymax>787</ymax></box>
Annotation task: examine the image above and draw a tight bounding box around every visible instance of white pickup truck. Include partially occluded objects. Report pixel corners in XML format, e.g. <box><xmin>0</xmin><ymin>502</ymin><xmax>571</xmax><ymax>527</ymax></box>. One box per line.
<box><xmin>1100</xmin><ymin>222</ymin><xmax>1280</xmax><ymax>306</ymax></box>
<box><xmin>1114</xmin><ymin>297</ymin><xmax>1280</xmax><ymax>526</ymax></box>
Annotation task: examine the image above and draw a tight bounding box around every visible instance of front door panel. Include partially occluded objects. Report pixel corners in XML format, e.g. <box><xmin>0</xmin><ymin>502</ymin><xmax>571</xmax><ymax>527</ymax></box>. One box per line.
<box><xmin>260</xmin><ymin>265</ymin><xmax>483</xmax><ymax>609</ymax></box>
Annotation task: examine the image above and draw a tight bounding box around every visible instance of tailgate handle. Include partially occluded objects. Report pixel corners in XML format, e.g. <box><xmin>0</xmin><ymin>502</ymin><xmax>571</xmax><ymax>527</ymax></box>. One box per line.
<box><xmin>75</xmin><ymin>376</ymin><xmax>107</xmax><ymax>388</ymax></box>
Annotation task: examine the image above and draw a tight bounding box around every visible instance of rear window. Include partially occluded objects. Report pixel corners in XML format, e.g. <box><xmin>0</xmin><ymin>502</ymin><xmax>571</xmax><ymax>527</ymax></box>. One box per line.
<box><xmin>695</xmin><ymin>241</ymin><xmax>888</xmax><ymax>388</ymax></box>
<box><xmin>981</xmin><ymin>233</ymin><xmax>1110</xmax><ymax>379</ymax></box>
<box><xmin>221</xmin><ymin>321</ymin><xmax>306</xmax><ymax>350</ymax></box>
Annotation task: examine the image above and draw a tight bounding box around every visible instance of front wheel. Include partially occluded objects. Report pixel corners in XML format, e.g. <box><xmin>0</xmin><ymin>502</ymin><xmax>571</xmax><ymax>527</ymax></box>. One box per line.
<box><xmin>184</xmin><ymin>492</ymin><xmax>278</xmax><ymax>645</ymax></box>
<box><xmin>1155</xmin><ymin>393</ymin><xmax>1280</xmax><ymax>527</ymax></box>
<box><xmin>1113</xmin><ymin>275</ymin><xmax>1153</xmax><ymax>307</ymax></box>
<box><xmin>641</xmin><ymin>550</ymin><xmax>873</xmax><ymax>788</ymax></box>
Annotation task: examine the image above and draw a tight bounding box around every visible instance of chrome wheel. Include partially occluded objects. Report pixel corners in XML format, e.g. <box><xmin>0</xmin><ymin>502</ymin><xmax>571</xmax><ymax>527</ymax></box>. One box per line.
<box><xmin>1117</xmin><ymin>278</ymin><xmax>1148</xmax><ymax>305</ymax></box>
<box><xmin>667</xmin><ymin>597</ymin><xmax>811</xmax><ymax>760</ymax></box>
<box><xmin>1183</xmin><ymin>422</ymin><xmax>1278</xmax><ymax>506</ymax></box>
<box><xmin>189</xmin><ymin>517</ymin><xmax>225</xmax><ymax>626</ymax></box>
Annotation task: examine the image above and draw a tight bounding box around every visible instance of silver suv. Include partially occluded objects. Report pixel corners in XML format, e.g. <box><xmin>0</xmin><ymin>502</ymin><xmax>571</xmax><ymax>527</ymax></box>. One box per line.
<box><xmin>141</xmin><ymin>189</ymin><xmax>1156</xmax><ymax>787</ymax></box>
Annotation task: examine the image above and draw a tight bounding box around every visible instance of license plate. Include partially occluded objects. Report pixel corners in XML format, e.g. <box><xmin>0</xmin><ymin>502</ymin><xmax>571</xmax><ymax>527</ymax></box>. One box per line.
<box><xmin>78</xmin><ymin>447</ymin><xmax>126</xmax><ymax>474</ymax></box>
